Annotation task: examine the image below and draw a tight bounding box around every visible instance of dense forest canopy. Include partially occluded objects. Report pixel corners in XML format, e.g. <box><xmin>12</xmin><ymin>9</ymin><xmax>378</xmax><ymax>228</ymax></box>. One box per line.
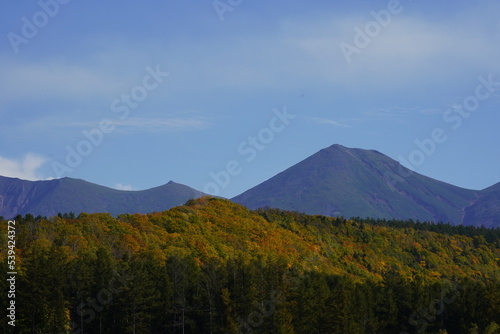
<box><xmin>1</xmin><ymin>197</ymin><xmax>499</xmax><ymax>333</ymax></box>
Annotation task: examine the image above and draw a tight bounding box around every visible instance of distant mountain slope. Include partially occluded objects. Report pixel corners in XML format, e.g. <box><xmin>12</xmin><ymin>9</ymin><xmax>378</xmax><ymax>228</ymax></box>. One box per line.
<box><xmin>0</xmin><ymin>176</ymin><xmax>205</xmax><ymax>218</ymax></box>
<box><xmin>464</xmin><ymin>182</ymin><xmax>500</xmax><ymax>227</ymax></box>
<box><xmin>233</xmin><ymin>144</ymin><xmax>483</xmax><ymax>225</ymax></box>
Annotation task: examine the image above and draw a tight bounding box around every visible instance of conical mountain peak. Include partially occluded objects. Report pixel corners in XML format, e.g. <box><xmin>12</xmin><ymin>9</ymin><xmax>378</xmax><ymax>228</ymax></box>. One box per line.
<box><xmin>233</xmin><ymin>144</ymin><xmax>484</xmax><ymax>225</ymax></box>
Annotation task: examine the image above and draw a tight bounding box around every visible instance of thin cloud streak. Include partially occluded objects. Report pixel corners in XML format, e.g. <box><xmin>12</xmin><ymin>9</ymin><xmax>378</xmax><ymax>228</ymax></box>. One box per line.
<box><xmin>306</xmin><ymin>117</ymin><xmax>350</xmax><ymax>127</ymax></box>
<box><xmin>110</xmin><ymin>117</ymin><xmax>212</xmax><ymax>134</ymax></box>
<box><xmin>19</xmin><ymin>117</ymin><xmax>212</xmax><ymax>134</ymax></box>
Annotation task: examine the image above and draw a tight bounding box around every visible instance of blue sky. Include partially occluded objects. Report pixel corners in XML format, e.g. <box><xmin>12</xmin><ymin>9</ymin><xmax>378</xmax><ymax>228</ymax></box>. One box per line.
<box><xmin>1</xmin><ymin>0</ymin><xmax>499</xmax><ymax>198</ymax></box>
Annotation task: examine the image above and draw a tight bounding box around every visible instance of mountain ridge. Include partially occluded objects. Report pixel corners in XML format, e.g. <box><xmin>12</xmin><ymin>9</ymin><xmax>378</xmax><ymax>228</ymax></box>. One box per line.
<box><xmin>0</xmin><ymin>176</ymin><xmax>205</xmax><ymax>218</ymax></box>
<box><xmin>1</xmin><ymin>144</ymin><xmax>498</xmax><ymax>226</ymax></box>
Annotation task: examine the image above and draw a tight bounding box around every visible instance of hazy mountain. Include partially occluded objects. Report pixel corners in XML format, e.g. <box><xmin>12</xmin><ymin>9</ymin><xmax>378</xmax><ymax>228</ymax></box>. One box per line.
<box><xmin>463</xmin><ymin>182</ymin><xmax>500</xmax><ymax>227</ymax></box>
<box><xmin>232</xmin><ymin>144</ymin><xmax>497</xmax><ymax>226</ymax></box>
<box><xmin>0</xmin><ymin>176</ymin><xmax>205</xmax><ymax>218</ymax></box>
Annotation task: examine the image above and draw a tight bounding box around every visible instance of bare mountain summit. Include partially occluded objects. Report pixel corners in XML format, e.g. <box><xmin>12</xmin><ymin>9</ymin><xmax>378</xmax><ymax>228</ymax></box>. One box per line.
<box><xmin>233</xmin><ymin>144</ymin><xmax>498</xmax><ymax>227</ymax></box>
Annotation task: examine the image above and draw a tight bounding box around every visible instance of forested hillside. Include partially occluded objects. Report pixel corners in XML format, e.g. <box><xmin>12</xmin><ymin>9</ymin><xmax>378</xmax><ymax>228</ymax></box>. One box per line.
<box><xmin>1</xmin><ymin>197</ymin><xmax>499</xmax><ymax>333</ymax></box>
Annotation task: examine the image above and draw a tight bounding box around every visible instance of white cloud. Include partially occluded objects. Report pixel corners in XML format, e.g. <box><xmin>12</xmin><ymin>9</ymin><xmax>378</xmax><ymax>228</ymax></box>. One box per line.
<box><xmin>0</xmin><ymin>153</ymin><xmax>46</xmax><ymax>180</ymax></box>
<box><xmin>114</xmin><ymin>183</ymin><xmax>134</xmax><ymax>191</ymax></box>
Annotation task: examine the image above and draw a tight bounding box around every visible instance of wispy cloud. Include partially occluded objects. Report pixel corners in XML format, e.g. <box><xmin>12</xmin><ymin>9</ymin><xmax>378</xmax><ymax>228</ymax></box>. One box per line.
<box><xmin>419</xmin><ymin>108</ymin><xmax>443</xmax><ymax>115</ymax></box>
<box><xmin>306</xmin><ymin>117</ymin><xmax>350</xmax><ymax>127</ymax></box>
<box><xmin>20</xmin><ymin>116</ymin><xmax>211</xmax><ymax>134</ymax></box>
<box><xmin>0</xmin><ymin>59</ymin><xmax>125</xmax><ymax>103</ymax></box>
<box><xmin>284</xmin><ymin>8</ymin><xmax>500</xmax><ymax>88</ymax></box>
<box><xmin>0</xmin><ymin>153</ymin><xmax>46</xmax><ymax>180</ymax></box>
<box><xmin>110</xmin><ymin>117</ymin><xmax>211</xmax><ymax>133</ymax></box>
<box><xmin>363</xmin><ymin>107</ymin><xmax>409</xmax><ymax>118</ymax></box>
<box><xmin>363</xmin><ymin>106</ymin><xmax>444</xmax><ymax>117</ymax></box>
<box><xmin>360</xmin><ymin>106</ymin><xmax>444</xmax><ymax>121</ymax></box>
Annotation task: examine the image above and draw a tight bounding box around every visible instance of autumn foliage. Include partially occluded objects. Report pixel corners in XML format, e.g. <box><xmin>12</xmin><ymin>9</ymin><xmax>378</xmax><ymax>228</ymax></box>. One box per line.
<box><xmin>1</xmin><ymin>197</ymin><xmax>499</xmax><ymax>333</ymax></box>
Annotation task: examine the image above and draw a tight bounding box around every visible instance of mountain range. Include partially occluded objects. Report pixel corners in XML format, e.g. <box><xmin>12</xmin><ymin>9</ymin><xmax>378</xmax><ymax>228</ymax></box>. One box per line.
<box><xmin>0</xmin><ymin>176</ymin><xmax>204</xmax><ymax>218</ymax></box>
<box><xmin>1</xmin><ymin>144</ymin><xmax>499</xmax><ymax>227</ymax></box>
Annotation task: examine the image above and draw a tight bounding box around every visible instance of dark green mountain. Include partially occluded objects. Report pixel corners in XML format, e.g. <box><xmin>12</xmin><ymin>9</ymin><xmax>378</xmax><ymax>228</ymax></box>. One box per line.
<box><xmin>233</xmin><ymin>144</ymin><xmax>499</xmax><ymax>227</ymax></box>
<box><xmin>0</xmin><ymin>176</ymin><xmax>204</xmax><ymax>218</ymax></box>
